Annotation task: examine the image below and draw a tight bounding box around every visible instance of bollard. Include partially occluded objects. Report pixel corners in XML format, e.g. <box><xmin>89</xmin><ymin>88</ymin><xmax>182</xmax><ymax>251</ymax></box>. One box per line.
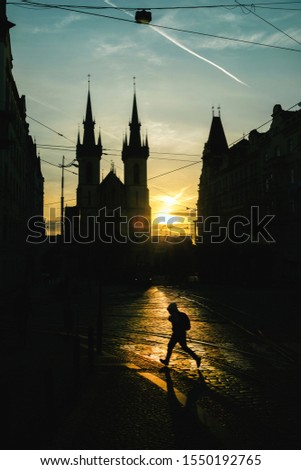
<box><xmin>88</xmin><ymin>326</ymin><xmax>94</xmax><ymax>368</ymax></box>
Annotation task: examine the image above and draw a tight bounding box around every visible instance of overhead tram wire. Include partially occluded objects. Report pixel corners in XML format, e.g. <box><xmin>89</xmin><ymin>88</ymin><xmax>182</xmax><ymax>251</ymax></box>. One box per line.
<box><xmin>148</xmin><ymin>161</ymin><xmax>200</xmax><ymax>182</ymax></box>
<box><xmin>14</xmin><ymin>2</ymin><xmax>301</xmax><ymax>12</ymax></box>
<box><xmin>13</xmin><ymin>2</ymin><xmax>301</xmax><ymax>53</ymax></box>
<box><xmin>31</xmin><ymin>101</ymin><xmax>301</xmax><ymax>177</ymax></box>
<box><xmin>235</xmin><ymin>0</ymin><xmax>301</xmax><ymax>45</ymax></box>
<box><xmin>36</xmin><ymin>142</ymin><xmax>200</xmax><ymax>161</ymax></box>
<box><xmin>44</xmin><ymin>198</ymin><xmax>76</xmax><ymax>206</ymax></box>
<box><xmin>27</xmin><ymin>115</ymin><xmax>76</xmax><ymax>144</ymax></box>
<box><xmin>40</xmin><ymin>158</ymin><xmax>78</xmax><ymax>175</ymax></box>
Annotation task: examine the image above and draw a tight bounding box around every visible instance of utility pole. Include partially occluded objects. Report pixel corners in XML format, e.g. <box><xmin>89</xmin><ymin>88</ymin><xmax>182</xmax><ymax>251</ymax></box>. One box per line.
<box><xmin>60</xmin><ymin>155</ymin><xmax>65</xmax><ymax>237</ymax></box>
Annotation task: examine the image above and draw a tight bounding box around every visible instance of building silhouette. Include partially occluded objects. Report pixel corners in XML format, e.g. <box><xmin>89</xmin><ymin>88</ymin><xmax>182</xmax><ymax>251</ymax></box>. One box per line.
<box><xmin>197</xmin><ymin>104</ymin><xmax>301</xmax><ymax>283</ymax></box>
<box><xmin>0</xmin><ymin>1</ymin><xmax>44</xmax><ymax>293</ymax></box>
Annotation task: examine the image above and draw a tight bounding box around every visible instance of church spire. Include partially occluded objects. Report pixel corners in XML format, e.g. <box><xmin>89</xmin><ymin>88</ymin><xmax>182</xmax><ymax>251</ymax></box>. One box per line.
<box><xmin>76</xmin><ymin>77</ymin><xmax>102</xmax><ymax>161</ymax></box>
<box><xmin>82</xmin><ymin>78</ymin><xmax>96</xmax><ymax>147</ymax></box>
<box><xmin>129</xmin><ymin>88</ymin><xmax>141</xmax><ymax>149</ymax></box>
<box><xmin>122</xmin><ymin>83</ymin><xmax>149</xmax><ymax>162</ymax></box>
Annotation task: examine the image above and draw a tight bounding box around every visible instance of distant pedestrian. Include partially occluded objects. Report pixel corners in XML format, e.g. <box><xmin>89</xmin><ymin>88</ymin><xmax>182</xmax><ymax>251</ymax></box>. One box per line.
<box><xmin>160</xmin><ymin>303</ymin><xmax>201</xmax><ymax>368</ymax></box>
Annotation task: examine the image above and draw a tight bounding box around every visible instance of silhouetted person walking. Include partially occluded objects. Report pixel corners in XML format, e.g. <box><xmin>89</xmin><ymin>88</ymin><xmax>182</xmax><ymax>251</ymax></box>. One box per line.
<box><xmin>160</xmin><ymin>303</ymin><xmax>201</xmax><ymax>368</ymax></box>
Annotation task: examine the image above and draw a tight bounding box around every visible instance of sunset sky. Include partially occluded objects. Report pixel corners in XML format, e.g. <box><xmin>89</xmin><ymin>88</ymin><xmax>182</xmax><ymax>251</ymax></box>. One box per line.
<box><xmin>7</xmin><ymin>1</ymin><xmax>301</xmax><ymax>232</ymax></box>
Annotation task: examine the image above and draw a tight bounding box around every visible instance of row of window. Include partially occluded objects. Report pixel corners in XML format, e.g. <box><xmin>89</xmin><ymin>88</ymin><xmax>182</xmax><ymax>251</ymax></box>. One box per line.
<box><xmin>264</xmin><ymin>135</ymin><xmax>300</xmax><ymax>160</ymax></box>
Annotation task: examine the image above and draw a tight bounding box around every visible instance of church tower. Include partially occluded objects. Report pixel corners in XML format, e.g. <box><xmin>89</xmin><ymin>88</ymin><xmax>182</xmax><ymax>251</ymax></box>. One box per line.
<box><xmin>122</xmin><ymin>87</ymin><xmax>151</xmax><ymax>232</ymax></box>
<box><xmin>197</xmin><ymin>107</ymin><xmax>229</xmax><ymax>241</ymax></box>
<box><xmin>76</xmin><ymin>80</ymin><xmax>102</xmax><ymax>228</ymax></box>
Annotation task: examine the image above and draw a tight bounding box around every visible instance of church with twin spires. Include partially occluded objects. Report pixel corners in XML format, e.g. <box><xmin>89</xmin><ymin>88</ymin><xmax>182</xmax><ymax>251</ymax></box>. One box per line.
<box><xmin>65</xmin><ymin>83</ymin><xmax>151</xmax><ymax>243</ymax></box>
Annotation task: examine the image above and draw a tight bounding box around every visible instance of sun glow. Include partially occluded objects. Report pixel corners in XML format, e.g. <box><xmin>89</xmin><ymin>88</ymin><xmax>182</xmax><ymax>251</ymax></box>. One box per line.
<box><xmin>160</xmin><ymin>195</ymin><xmax>180</xmax><ymax>214</ymax></box>
<box><xmin>150</xmin><ymin>190</ymin><xmax>196</xmax><ymax>239</ymax></box>
<box><xmin>153</xmin><ymin>191</ymin><xmax>184</xmax><ymax>217</ymax></box>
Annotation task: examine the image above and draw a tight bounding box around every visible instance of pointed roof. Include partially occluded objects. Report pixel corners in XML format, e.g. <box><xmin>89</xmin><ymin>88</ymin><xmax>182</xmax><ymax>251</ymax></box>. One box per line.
<box><xmin>82</xmin><ymin>89</ymin><xmax>96</xmax><ymax>147</ymax></box>
<box><xmin>100</xmin><ymin>169</ymin><xmax>124</xmax><ymax>189</ymax></box>
<box><xmin>97</xmin><ymin>129</ymin><xmax>102</xmax><ymax>147</ymax></box>
<box><xmin>76</xmin><ymin>83</ymin><xmax>102</xmax><ymax>161</ymax></box>
<box><xmin>129</xmin><ymin>92</ymin><xmax>141</xmax><ymax>149</ymax></box>
<box><xmin>206</xmin><ymin>115</ymin><xmax>228</xmax><ymax>156</ymax></box>
<box><xmin>0</xmin><ymin>0</ymin><xmax>15</xmax><ymax>70</ymax></box>
<box><xmin>0</xmin><ymin>0</ymin><xmax>15</xmax><ymax>39</ymax></box>
<box><xmin>122</xmin><ymin>87</ymin><xmax>149</xmax><ymax>162</ymax></box>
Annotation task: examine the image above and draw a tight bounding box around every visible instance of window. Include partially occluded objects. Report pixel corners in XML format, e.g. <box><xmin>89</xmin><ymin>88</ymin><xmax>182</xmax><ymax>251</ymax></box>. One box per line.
<box><xmin>275</xmin><ymin>146</ymin><xmax>281</xmax><ymax>157</ymax></box>
<box><xmin>86</xmin><ymin>162</ymin><xmax>92</xmax><ymax>184</ymax></box>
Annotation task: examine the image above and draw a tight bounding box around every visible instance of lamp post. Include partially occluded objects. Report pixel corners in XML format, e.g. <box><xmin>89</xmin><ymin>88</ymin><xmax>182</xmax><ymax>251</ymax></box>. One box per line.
<box><xmin>59</xmin><ymin>156</ymin><xmax>78</xmax><ymax>237</ymax></box>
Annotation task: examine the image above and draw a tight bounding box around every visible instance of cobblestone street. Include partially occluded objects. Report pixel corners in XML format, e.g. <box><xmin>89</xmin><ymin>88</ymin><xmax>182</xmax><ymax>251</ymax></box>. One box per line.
<box><xmin>99</xmin><ymin>283</ymin><xmax>301</xmax><ymax>448</ymax></box>
<box><xmin>1</xmin><ymin>281</ymin><xmax>300</xmax><ymax>449</ymax></box>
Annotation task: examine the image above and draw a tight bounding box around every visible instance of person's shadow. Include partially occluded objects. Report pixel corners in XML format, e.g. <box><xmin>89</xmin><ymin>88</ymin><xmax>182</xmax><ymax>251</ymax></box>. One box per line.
<box><xmin>162</xmin><ymin>367</ymin><xmax>217</xmax><ymax>449</ymax></box>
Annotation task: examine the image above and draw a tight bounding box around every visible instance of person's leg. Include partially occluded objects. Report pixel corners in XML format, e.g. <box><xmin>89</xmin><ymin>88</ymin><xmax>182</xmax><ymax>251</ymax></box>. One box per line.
<box><xmin>161</xmin><ymin>334</ymin><xmax>177</xmax><ymax>365</ymax></box>
<box><xmin>179</xmin><ymin>334</ymin><xmax>201</xmax><ymax>366</ymax></box>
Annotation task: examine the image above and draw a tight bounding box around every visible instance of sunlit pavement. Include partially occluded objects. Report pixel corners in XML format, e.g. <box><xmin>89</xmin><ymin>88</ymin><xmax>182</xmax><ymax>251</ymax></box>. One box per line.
<box><xmin>1</xmin><ymin>281</ymin><xmax>300</xmax><ymax>449</ymax></box>
<box><xmin>98</xmin><ymin>284</ymin><xmax>301</xmax><ymax>449</ymax></box>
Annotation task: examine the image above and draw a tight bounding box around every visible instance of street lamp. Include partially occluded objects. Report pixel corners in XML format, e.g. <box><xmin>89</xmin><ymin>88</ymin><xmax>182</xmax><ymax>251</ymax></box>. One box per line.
<box><xmin>135</xmin><ymin>9</ymin><xmax>152</xmax><ymax>24</ymax></box>
<box><xmin>59</xmin><ymin>156</ymin><xmax>78</xmax><ymax>237</ymax></box>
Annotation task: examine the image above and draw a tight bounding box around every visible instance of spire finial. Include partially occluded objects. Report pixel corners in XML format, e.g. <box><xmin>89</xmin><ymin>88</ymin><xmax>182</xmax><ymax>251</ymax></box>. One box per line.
<box><xmin>212</xmin><ymin>105</ymin><xmax>215</xmax><ymax>117</ymax></box>
<box><xmin>133</xmin><ymin>76</ymin><xmax>136</xmax><ymax>93</ymax></box>
<box><xmin>218</xmin><ymin>105</ymin><xmax>221</xmax><ymax>117</ymax></box>
<box><xmin>88</xmin><ymin>74</ymin><xmax>91</xmax><ymax>92</ymax></box>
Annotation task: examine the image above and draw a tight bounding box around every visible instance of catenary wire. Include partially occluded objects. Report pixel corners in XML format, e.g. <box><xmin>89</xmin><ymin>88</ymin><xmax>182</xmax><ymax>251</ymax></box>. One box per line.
<box><xmin>234</xmin><ymin>0</ymin><xmax>301</xmax><ymax>45</ymax></box>
<box><xmin>11</xmin><ymin>2</ymin><xmax>301</xmax><ymax>11</ymax></box>
<box><xmin>27</xmin><ymin>115</ymin><xmax>76</xmax><ymax>143</ymax></box>
<box><xmin>9</xmin><ymin>2</ymin><xmax>301</xmax><ymax>53</ymax></box>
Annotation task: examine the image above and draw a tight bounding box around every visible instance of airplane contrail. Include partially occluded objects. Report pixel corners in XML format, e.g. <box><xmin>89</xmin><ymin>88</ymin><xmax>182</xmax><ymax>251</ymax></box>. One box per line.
<box><xmin>104</xmin><ymin>0</ymin><xmax>247</xmax><ymax>86</ymax></box>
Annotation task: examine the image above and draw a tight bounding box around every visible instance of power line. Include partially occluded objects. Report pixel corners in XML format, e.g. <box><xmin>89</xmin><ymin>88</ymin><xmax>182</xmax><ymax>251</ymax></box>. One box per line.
<box><xmin>150</xmin><ymin>185</ymin><xmax>197</xmax><ymax>211</ymax></box>
<box><xmin>150</xmin><ymin>157</ymin><xmax>199</xmax><ymax>163</ymax></box>
<box><xmin>40</xmin><ymin>158</ymin><xmax>78</xmax><ymax>175</ymax></box>
<box><xmin>11</xmin><ymin>2</ymin><xmax>301</xmax><ymax>53</ymax></box>
<box><xmin>44</xmin><ymin>198</ymin><xmax>75</xmax><ymax>206</ymax></box>
<box><xmin>36</xmin><ymin>143</ymin><xmax>201</xmax><ymax>160</ymax></box>
<box><xmin>235</xmin><ymin>0</ymin><xmax>301</xmax><ymax>45</ymax></box>
<box><xmin>148</xmin><ymin>161</ymin><xmax>200</xmax><ymax>182</ymax></box>
<box><xmin>104</xmin><ymin>147</ymin><xmax>201</xmax><ymax>157</ymax></box>
<box><xmin>28</xmin><ymin>115</ymin><xmax>76</xmax><ymax>143</ymax></box>
<box><xmin>12</xmin><ymin>2</ymin><xmax>301</xmax><ymax>11</ymax></box>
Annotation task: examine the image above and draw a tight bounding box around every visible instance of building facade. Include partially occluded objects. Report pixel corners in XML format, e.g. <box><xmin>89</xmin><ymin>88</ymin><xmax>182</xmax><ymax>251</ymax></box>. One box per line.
<box><xmin>197</xmin><ymin>105</ymin><xmax>301</xmax><ymax>282</ymax></box>
<box><xmin>0</xmin><ymin>1</ymin><xmax>44</xmax><ymax>293</ymax></box>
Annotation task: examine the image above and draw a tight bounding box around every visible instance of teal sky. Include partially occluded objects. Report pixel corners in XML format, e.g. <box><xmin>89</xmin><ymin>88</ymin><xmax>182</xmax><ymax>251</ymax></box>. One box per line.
<box><xmin>7</xmin><ymin>1</ymin><xmax>301</xmax><ymax>225</ymax></box>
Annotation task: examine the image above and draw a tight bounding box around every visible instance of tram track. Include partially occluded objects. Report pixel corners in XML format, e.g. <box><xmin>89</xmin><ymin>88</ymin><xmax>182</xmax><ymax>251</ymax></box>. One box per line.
<box><xmin>177</xmin><ymin>291</ymin><xmax>299</xmax><ymax>365</ymax></box>
<box><xmin>102</xmin><ymin>326</ymin><xmax>287</xmax><ymax>363</ymax></box>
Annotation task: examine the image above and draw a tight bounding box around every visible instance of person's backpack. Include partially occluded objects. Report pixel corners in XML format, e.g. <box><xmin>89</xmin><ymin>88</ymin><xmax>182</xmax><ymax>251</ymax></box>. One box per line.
<box><xmin>179</xmin><ymin>311</ymin><xmax>191</xmax><ymax>331</ymax></box>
